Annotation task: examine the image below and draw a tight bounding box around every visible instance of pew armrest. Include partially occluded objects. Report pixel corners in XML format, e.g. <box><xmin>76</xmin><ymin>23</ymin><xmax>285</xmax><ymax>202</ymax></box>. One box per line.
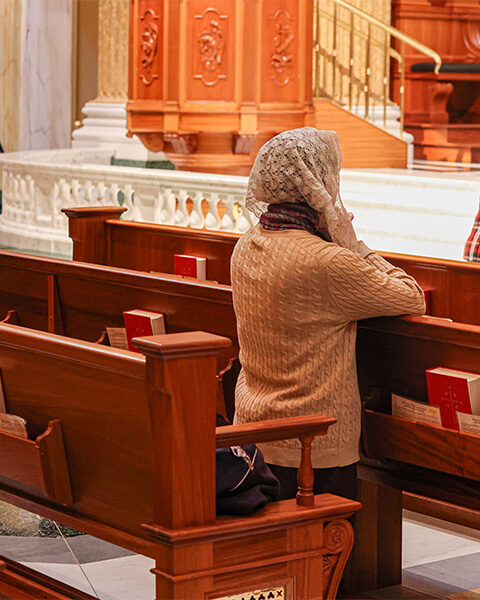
<box><xmin>215</xmin><ymin>414</ymin><xmax>336</xmax><ymax>448</ymax></box>
<box><xmin>216</xmin><ymin>414</ymin><xmax>337</xmax><ymax>507</ymax></box>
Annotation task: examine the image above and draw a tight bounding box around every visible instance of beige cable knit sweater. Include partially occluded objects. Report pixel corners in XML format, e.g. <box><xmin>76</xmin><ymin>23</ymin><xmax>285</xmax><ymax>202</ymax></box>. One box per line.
<box><xmin>231</xmin><ymin>225</ymin><xmax>426</xmax><ymax>469</ymax></box>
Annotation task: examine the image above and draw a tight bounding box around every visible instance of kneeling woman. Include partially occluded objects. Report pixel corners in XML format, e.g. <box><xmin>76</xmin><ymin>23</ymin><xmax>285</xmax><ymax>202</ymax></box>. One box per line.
<box><xmin>231</xmin><ymin>127</ymin><xmax>425</xmax><ymax>501</ymax></box>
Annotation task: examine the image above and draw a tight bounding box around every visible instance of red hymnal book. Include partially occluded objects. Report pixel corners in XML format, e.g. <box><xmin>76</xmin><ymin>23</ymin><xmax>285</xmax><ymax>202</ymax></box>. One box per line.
<box><xmin>123</xmin><ymin>310</ymin><xmax>166</xmax><ymax>352</ymax></box>
<box><xmin>426</xmin><ymin>367</ymin><xmax>480</xmax><ymax>429</ymax></box>
<box><xmin>174</xmin><ymin>254</ymin><xmax>207</xmax><ymax>280</ymax></box>
<box><xmin>423</xmin><ymin>289</ymin><xmax>431</xmax><ymax>315</ymax></box>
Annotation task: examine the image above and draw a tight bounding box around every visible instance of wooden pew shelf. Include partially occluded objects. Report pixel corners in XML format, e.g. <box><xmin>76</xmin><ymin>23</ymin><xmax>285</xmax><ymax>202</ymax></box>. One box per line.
<box><xmin>0</xmin><ymin>419</ymin><xmax>72</xmax><ymax>505</ymax></box>
<box><xmin>363</xmin><ymin>409</ymin><xmax>480</xmax><ymax>482</ymax></box>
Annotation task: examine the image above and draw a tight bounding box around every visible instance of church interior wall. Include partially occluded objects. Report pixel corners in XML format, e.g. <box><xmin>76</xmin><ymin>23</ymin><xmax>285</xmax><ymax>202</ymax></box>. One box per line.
<box><xmin>74</xmin><ymin>0</ymin><xmax>99</xmax><ymax>126</ymax></box>
<box><xmin>0</xmin><ymin>0</ymin><xmax>74</xmax><ymax>152</ymax></box>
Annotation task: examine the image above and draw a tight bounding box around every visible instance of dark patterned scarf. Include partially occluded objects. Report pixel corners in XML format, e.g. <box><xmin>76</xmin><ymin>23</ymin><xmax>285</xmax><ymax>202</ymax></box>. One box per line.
<box><xmin>259</xmin><ymin>202</ymin><xmax>331</xmax><ymax>241</ymax></box>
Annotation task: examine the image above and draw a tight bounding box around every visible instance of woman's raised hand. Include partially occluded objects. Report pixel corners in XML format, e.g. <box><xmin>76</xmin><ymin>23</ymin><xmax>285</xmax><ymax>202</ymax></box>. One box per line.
<box><xmin>325</xmin><ymin>196</ymin><xmax>360</xmax><ymax>254</ymax></box>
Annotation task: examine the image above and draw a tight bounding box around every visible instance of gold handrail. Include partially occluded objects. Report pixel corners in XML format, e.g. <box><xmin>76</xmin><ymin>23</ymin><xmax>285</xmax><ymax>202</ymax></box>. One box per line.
<box><xmin>333</xmin><ymin>0</ymin><xmax>442</xmax><ymax>73</ymax></box>
<box><xmin>314</xmin><ymin>0</ymin><xmax>442</xmax><ymax>135</ymax></box>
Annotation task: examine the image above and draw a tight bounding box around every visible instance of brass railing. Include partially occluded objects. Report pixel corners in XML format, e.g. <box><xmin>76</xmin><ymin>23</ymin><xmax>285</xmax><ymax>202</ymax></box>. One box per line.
<box><xmin>313</xmin><ymin>0</ymin><xmax>442</xmax><ymax>134</ymax></box>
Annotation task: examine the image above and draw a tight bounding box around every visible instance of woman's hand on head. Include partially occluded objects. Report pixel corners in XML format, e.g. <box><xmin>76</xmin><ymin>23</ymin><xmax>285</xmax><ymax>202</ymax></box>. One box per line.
<box><xmin>328</xmin><ymin>198</ymin><xmax>360</xmax><ymax>253</ymax></box>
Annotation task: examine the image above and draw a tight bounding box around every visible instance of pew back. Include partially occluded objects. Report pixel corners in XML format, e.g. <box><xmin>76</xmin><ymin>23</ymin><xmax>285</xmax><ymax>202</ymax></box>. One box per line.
<box><xmin>0</xmin><ymin>325</ymin><xmax>153</xmax><ymax>537</ymax></box>
<box><xmin>4</xmin><ymin>238</ymin><xmax>480</xmax><ymax>595</ymax></box>
<box><xmin>63</xmin><ymin>207</ymin><xmax>239</xmax><ymax>285</ymax></box>
<box><xmin>0</xmin><ymin>325</ymin><xmax>229</xmax><ymax>554</ymax></box>
<box><xmin>63</xmin><ymin>207</ymin><xmax>480</xmax><ymax>325</ymax></box>
<box><xmin>358</xmin><ymin>315</ymin><xmax>480</xmax><ymax>502</ymax></box>
<box><xmin>0</xmin><ymin>322</ymin><xmax>358</xmax><ymax>600</ymax></box>
<box><xmin>0</xmin><ymin>251</ymin><xmax>237</xmax><ymax>367</ymax></box>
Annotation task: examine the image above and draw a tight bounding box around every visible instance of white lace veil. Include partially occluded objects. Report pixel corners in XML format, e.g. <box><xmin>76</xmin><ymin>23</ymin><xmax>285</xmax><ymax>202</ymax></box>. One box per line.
<box><xmin>246</xmin><ymin>127</ymin><xmax>352</xmax><ymax>246</ymax></box>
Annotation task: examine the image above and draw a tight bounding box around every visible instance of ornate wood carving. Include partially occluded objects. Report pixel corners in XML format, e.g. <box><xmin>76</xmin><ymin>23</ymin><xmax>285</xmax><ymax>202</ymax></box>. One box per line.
<box><xmin>322</xmin><ymin>519</ymin><xmax>355</xmax><ymax>599</ymax></box>
<box><xmin>139</xmin><ymin>9</ymin><xmax>160</xmax><ymax>86</ymax></box>
<box><xmin>429</xmin><ymin>81</ymin><xmax>454</xmax><ymax>123</ymax></box>
<box><xmin>213</xmin><ymin>585</ymin><xmax>286</xmax><ymax>600</ymax></box>
<box><xmin>136</xmin><ymin>132</ymin><xmax>165</xmax><ymax>153</ymax></box>
<box><xmin>194</xmin><ymin>8</ymin><xmax>227</xmax><ymax>86</ymax></box>
<box><xmin>232</xmin><ymin>134</ymin><xmax>255</xmax><ymax>155</ymax></box>
<box><xmin>128</xmin><ymin>0</ymin><xmax>317</xmax><ymax>173</ymax></box>
<box><xmin>164</xmin><ymin>133</ymin><xmax>198</xmax><ymax>154</ymax></box>
<box><xmin>270</xmin><ymin>9</ymin><xmax>295</xmax><ymax>87</ymax></box>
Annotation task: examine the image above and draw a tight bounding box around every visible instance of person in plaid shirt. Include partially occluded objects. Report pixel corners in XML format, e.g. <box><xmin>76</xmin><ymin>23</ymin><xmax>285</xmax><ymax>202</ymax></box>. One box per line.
<box><xmin>464</xmin><ymin>205</ymin><xmax>480</xmax><ymax>261</ymax></box>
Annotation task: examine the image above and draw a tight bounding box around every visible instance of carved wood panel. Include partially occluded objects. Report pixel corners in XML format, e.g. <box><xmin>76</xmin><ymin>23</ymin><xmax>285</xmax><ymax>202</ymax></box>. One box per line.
<box><xmin>133</xmin><ymin>0</ymin><xmax>164</xmax><ymax>100</ymax></box>
<box><xmin>186</xmin><ymin>1</ymin><xmax>236</xmax><ymax>102</ymax></box>
<box><xmin>261</xmin><ymin>0</ymin><xmax>300</xmax><ymax>103</ymax></box>
<box><xmin>392</xmin><ymin>0</ymin><xmax>480</xmax><ymax>66</ymax></box>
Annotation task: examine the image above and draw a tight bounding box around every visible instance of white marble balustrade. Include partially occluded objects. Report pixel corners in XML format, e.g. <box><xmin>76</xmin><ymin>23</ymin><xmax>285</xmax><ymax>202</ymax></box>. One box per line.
<box><xmin>0</xmin><ymin>148</ymin><xmax>478</xmax><ymax>261</ymax></box>
<box><xmin>0</xmin><ymin>148</ymin><xmax>255</xmax><ymax>256</ymax></box>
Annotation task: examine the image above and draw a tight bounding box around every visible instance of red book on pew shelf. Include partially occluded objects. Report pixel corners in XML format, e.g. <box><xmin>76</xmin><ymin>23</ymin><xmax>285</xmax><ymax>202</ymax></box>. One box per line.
<box><xmin>423</xmin><ymin>289</ymin><xmax>431</xmax><ymax>315</ymax></box>
<box><xmin>123</xmin><ymin>310</ymin><xmax>166</xmax><ymax>352</ymax></box>
<box><xmin>174</xmin><ymin>254</ymin><xmax>207</xmax><ymax>280</ymax></box>
<box><xmin>426</xmin><ymin>367</ymin><xmax>480</xmax><ymax>429</ymax></box>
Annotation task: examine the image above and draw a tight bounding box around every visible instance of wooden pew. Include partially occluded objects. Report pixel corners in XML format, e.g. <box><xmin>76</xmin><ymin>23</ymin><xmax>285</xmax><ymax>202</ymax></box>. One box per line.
<box><xmin>0</xmin><ymin>323</ymin><xmax>359</xmax><ymax>599</ymax></box>
<box><xmin>62</xmin><ymin>206</ymin><xmax>238</xmax><ymax>286</ymax></box>
<box><xmin>4</xmin><ymin>246</ymin><xmax>480</xmax><ymax>593</ymax></box>
<box><xmin>63</xmin><ymin>207</ymin><xmax>480</xmax><ymax>325</ymax></box>
<box><xmin>0</xmin><ymin>249</ymin><xmax>237</xmax><ymax>370</ymax></box>
<box><xmin>345</xmin><ymin>315</ymin><xmax>480</xmax><ymax>592</ymax></box>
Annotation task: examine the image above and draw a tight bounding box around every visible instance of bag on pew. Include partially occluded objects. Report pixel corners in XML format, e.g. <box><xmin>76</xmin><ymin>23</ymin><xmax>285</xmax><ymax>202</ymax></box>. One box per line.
<box><xmin>215</xmin><ymin>415</ymin><xmax>280</xmax><ymax>515</ymax></box>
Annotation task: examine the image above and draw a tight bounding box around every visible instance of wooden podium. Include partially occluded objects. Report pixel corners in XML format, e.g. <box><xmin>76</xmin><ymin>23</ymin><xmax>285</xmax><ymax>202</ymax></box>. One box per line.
<box><xmin>392</xmin><ymin>0</ymin><xmax>480</xmax><ymax>162</ymax></box>
<box><xmin>127</xmin><ymin>0</ymin><xmax>315</xmax><ymax>174</ymax></box>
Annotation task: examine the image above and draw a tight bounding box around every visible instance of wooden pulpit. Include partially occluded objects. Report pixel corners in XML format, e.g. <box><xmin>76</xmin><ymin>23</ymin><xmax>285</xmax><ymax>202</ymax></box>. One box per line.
<box><xmin>127</xmin><ymin>0</ymin><xmax>315</xmax><ymax>174</ymax></box>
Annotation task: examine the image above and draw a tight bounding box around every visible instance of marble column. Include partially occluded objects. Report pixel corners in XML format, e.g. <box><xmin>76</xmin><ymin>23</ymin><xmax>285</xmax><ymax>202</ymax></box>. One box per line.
<box><xmin>96</xmin><ymin>0</ymin><xmax>128</xmax><ymax>102</ymax></box>
<box><xmin>0</xmin><ymin>0</ymin><xmax>74</xmax><ymax>152</ymax></box>
<box><xmin>73</xmin><ymin>0</ymin><xmax>165</xmax><ymax>163</ymax></box>
<box><xmin>0</xmin><ymin>0</ymin><xmax>22</xmax><ymax>152</ymax></box>
<box><xmin>23</xmin><ymin>0</ymin><xmax>74</xmax><ymax>149</ymax></box>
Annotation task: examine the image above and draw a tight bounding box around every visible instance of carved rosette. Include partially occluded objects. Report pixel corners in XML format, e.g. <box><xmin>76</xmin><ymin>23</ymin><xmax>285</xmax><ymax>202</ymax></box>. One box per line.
<box><xmin>139</xmin><ymin>9</ymin><xmax>160</xmax><ymax>86</ymax></box>
<box><xmin>194</xmin><ymin>8</ymin><xmax>227</xmax><ymax>87</ymax></box>
<box><xmin>322</xmin><ymin>519</ymin><xmax>354</xmax><ymax>598</ymax></box>
<box><xmin>270</xmin><ymin>9</ymin><xmax>295</xmax><ymax>87</ymax></box>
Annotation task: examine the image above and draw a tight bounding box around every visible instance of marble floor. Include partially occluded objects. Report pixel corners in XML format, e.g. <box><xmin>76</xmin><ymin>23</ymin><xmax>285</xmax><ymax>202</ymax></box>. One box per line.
<box><xmin>0</xmin><ymin>510</ymin><xmax>479</xmax><ymax>599</ymax></box>
<box><xmin>401</xmin><ymin>512</ymin><xmax>480</xmax><ymax>599</ymax></box>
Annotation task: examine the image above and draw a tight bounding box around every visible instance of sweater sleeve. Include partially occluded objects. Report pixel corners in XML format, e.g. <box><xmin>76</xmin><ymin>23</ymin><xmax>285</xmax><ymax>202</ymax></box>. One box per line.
<box><xmin>325</xmin><ymin>242</ymin><xmax>426</xmax><ymax>321</ymax></box>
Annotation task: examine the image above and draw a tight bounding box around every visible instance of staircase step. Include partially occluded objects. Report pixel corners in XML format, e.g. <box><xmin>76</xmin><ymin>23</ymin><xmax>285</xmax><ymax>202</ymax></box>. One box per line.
<box><xmin>313</xmin><ymin>99</ymin><xmax>407</xmax><ymax>168</ymax></box>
